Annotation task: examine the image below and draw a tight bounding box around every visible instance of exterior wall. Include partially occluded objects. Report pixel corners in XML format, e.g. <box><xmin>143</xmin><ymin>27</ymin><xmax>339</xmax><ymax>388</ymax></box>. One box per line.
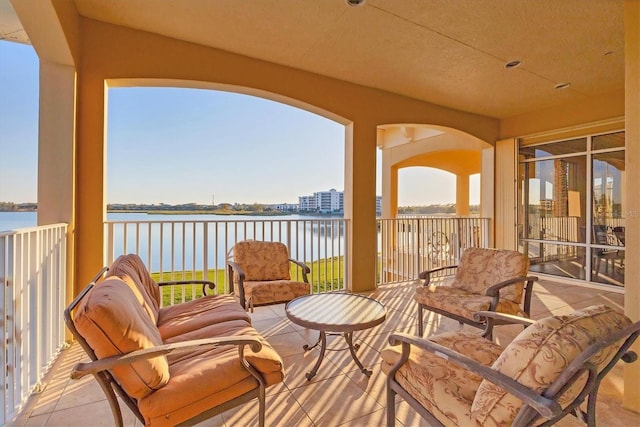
<box><xmin>624</xmin><ymin>0</ymin><xmax>640</xmax><ymax>412</ymax></box>
<box><xmin>494</xmin><ymin>139</ymin><xmax>517</xmax><ymax>249</ymax></box>
<box><xmin>379</xmin><ymin>127</ymin><xmax>488</xmax><ymax>219</ymax></box>
<box><xmin>69</xmin><ymin>17</ymin><xmax>499</xmax><ymax>292</ymax></box>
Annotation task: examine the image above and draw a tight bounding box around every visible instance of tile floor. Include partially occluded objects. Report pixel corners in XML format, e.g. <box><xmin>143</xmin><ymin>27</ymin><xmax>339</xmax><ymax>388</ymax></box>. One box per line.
<box><xmin>9</xmin><ymin>279</ymin><xmax>640</xmax><ymax>427</ymax></box>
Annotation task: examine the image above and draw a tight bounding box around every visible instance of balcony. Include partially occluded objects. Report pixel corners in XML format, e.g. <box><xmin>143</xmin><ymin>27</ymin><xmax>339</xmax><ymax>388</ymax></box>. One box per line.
<box><xmin>1</xmin><ymin>219</ymin><xmax>637</xmax><ymax>425</ymax></box>
<box><xmin>9</xmin><ymin>278</ymin><xmax>638</xmax><ymax>426</ymax></box>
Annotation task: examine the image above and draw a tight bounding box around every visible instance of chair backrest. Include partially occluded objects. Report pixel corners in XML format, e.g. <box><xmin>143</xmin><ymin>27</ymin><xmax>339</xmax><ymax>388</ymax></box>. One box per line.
<box><xmin>232</xmin><ymin>240</ymin><xmax>291</xmax><ymax>281</ymax></box>
<box><xmin>470</xmin><ymin>304</ymin><xmax>636</xmax><ymax>425</ymax></box>
<box><xmin>63</xmin><ymin>270</ymin><xmax>148</xmax><ymax>424</ymax></box>
<box><xmin>107</xmin><ymin>253</ymin><xmax>161</xmax><ymax>323</ymax></box>
<box><xmin>453</xmin><ymin>247</ymin><xmax>529</xmax><ymax>303</ymax></box>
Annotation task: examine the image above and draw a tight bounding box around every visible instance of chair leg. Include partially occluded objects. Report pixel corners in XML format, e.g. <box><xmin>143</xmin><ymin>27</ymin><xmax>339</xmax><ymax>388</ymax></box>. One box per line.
<box><xmin>386</xmin><ymin>381</ymin><xmax>397</xmax><ymax>427</ymax></box>
<box><xmin>417</xmin><ymin>305</ymin><xmax>424</xmax><ymax>336</ymax></box>
<box><xmin>258</xmin><ymin>384</ymin><xmax>266</xmax><ymax>427</ymax></box>
<box><xmin>585</xmin><ymin>390</ymin><xmax>598</xmax><ymax>427</ymax></box>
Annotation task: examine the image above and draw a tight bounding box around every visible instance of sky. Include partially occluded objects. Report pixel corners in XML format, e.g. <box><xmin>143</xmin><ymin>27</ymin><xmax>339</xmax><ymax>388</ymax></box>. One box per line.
<box><xmin>1</xmin><ymin>41</ymin><xmax>478</xmax><ymax>206</ymax></box>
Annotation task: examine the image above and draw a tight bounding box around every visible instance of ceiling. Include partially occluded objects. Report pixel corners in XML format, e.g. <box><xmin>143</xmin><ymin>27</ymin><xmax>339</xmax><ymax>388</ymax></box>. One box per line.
<box><xmin>2</xmin><ymin>0</ymin><xmax>625</xmax><ymax>119</ymax></box>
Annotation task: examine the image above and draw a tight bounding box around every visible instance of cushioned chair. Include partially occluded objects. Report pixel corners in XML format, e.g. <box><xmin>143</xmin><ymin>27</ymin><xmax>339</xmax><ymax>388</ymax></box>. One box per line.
<box><xmin>414</xmin><ymin>247</ymin><xmax>537</xmax><ymax>338</ymax></box>
<box><xmin>65</xmin><ymin>255</ymin><xmax>284</xmax><ymax>427</ymax></box>
<box><xmin>227</xmin><ymin>240</ymin><xmax>311</xmax><ymax>311</ymax></box>
<box><xmin>382</xmin><ymin>305</ymin><xmax>640</xmax><ymax>427</ymax></box>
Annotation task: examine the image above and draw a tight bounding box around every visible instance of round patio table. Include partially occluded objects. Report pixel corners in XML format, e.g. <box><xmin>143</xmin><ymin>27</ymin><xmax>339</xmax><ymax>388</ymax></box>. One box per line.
<box><xmin>285</xmin><ymin>292</ymin><xmax>386</xmax><ymax>380</ymax></box>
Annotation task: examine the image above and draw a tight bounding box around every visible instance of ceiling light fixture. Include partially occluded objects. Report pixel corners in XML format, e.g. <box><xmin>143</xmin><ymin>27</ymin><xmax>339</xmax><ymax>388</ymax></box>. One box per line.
<box><xmin>504</xmin><ymin>60</ymin><xmax>521</xmax><ymax>69</ymax></box>
<box><xmin>554</xmin><ymin>82</ymin><xmax>571</xmax><ymax>90</ymax></box>
<box><xmin>345</xmin><ymin>0</ymin><xmax>366</xmax><ymax>6</ymax></box>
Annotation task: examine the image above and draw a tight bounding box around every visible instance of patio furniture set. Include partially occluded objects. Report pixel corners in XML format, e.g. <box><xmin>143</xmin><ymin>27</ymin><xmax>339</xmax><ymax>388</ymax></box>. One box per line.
<box><xmin>65</xmin><ymin>242</ymin><xmax>640</xmax><ymax>426</ymax></box>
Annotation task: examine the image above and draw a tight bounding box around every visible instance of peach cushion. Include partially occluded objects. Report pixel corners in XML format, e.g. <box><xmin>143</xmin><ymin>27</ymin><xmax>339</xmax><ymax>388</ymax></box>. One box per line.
<box><xmin>381</xmin><ymin>331</ymin><xmax>504</xmax><ymax>427</ymax></box>
<box><xmin>74</xmin><ymin>278</ymin><xmax>170</xmax><ymax>399</ymax></box>
<box><xmin>139</xmin><ymin>320</ymin><xmax>284</xmax><ymax>427</ymax></box>
<box><xmin>471</xmin><ymin>305</ymin><xmax>633</xmax><ymax>425</ymax></box>
<box><xmin>107</xmin><ymin>254</ymin><xmax>161</xmax><ymax>323</ymax></box>
<box><xmin>157</xmin><ymin>294</ymin><xmax>251</xmax><ymax>340</ymax></box>
<box><xmin>454</xmin><ymin>247</ymin><xmax>529</xmax><ymax>303</ymax></box>
<box><xmin>233</xmin><ymin>240</ymin><xmax>291</xmax><ymax>281</ymax></box>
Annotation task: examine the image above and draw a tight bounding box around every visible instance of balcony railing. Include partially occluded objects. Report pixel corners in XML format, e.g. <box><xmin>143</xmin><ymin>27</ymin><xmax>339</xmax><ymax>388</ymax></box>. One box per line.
<box><xmin>377</xmin><ymin>216</ymin><xmax>490</xmax><ymax>284</ymax></box>
<box><xmin>104</xmin><ymin>218</ymin><xmax>349</xmax><ymax>301</ymax></box>
<box><xmin>0</xmin><ymin>215</ymin><xmax>489</xmax><ymax>423</ymax></box>
<box><xmin>0</xmin><ymin>224</ymin><xmax>67</xmax><ymax>425</ymax></box>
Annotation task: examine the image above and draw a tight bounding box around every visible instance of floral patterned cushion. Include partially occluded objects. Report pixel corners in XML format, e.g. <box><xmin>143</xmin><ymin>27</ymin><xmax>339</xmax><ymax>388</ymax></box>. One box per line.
<box><xmin>234</xmin><ymin>280</ymin><xmax>310</xmax><ymax>306</ymax></box>
<box><xmin>470</xmin><ymin>305</ymin><xmax>632</xmax><ymax>426</ymax></box>
<box><xmin>381</xmin><ymin>331</ymin><xmax>504</xmax><ymax>427</ymax></box>
<box><xmin>233</xmin><ymin>240</ymin><xmax>291</xmax><ymax>281</ymax></box>
<box><xmin>452</xmin><ymin>247</ymin><xmax>529</xmax><ymax>304</ymax></box>
<box><xmin>414</xmin><ymin>286</ymin><xmax>523</xmax><ymax>322</ymax></box>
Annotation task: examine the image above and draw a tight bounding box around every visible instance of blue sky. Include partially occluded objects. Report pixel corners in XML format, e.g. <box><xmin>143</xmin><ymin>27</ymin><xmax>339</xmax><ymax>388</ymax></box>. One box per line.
<box><xmin>1</xmin><ymin>41</ymin><xmax>476</xmax><ymax>206</ymax></box>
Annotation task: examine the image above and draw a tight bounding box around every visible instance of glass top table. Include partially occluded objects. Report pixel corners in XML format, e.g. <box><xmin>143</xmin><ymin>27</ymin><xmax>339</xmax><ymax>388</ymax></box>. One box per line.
<box><xmin>285</xmin><ymin>292</ymin><xmax>386</xmax><ymax>380</ymax></box>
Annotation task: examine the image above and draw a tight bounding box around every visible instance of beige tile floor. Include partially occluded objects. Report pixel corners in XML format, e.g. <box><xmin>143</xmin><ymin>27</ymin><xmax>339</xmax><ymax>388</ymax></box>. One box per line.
<box><xmin>9</xmin><ymin>279</ymin><xmax>640</xmax><ymax>427</ymax></box>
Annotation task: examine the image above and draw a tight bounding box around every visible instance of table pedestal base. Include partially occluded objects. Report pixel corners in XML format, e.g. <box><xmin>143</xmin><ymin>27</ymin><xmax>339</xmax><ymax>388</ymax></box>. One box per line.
<box><xmin>303</xmin><ymin>330</ymin><xmax>371</xmax><ymax>381</ymax></box>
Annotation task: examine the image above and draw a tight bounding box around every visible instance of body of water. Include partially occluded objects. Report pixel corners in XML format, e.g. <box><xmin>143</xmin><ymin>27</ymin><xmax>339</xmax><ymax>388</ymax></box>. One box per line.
<box><xmin>1</xmin><ymin>211</ymin><xmax>346</xmax><ymax>271</ymax></box>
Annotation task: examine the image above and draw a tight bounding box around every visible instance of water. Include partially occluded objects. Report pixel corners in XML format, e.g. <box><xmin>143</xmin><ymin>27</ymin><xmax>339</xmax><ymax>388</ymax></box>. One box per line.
<box><xmin>0</xmin><ymin>211</ymin><xmax>38</xmax><ymax>231</ymax></box>
<box><xmin>1</xmin><ymin>211</ymin><xmax>346</xmax><ymax>271</ymax></box>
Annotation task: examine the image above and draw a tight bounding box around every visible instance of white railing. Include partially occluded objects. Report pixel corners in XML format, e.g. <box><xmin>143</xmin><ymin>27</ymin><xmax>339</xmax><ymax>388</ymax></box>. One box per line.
<box><xmin>0</xmin><ymin>224</ymin><xmax>67</xmax><ymax>424</ymax></box>
<box><xmin>377</xmin><ymin>216</ymin><xmax>490</xmax><ymax>284</ymax></box>
<box><xmin>104</xmin><ymin>218</ymin><xmax>349</xmax><ymax>301</ymax></box>
<box><xmin>105</xmin><ymin>216</ymin><xmax>491</xmax><ymax>297</ymax></box>
<box><xmin>0</xmin><ymin>215</ymin><xmax>489</xmax><ymax>422</ymax></box>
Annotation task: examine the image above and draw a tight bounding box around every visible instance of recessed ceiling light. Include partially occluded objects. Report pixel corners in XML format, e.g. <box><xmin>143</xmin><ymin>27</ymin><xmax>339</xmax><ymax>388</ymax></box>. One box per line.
<box><xmin>554</xmin><ymin>82</ymin><xmax>571</xmax><ymax>90</ymax></box>
<box><xmin>504</xmin><ymin>60</ymin><xmax>521</xmax><ymax>69</ymax></box>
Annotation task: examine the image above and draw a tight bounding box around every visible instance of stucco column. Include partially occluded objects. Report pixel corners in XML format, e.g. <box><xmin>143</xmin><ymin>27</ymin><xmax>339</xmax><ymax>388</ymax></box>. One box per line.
<box><xmin>624</xmin><ymin>0</ymin><xmax>640</xmax><ymax>412</ymax></box>
<box><xmin>344</xmin><ymin>122</ymin><xmax>378</xmax><ymax>292</ymax></box>
<box><xmin>455</xmin><ymin>174</ymin><xmax>470</xmax><ymax>216</ymax></box>
<box><xmin>381</xmin><ymin>148</ymin><xmax>398</xmax><ymax>218</ymax></box>
<box><xmin>37</xmin><ymin>61</ymin><xmax>76</xmax><ymax>227</ymax></box>
<box><xmin>494</xmin><ymin>140</ymin><xmax>515</xmax><ymax>249</ymax></box>
<box><xmin>37</xmin><ymin>61</ymin><xmax>77</xmax><ymax>330</ymax></box>
<box><xmin>74</xmin><ymin>73</ymin><xmax>107</xmax><ymax>293</ymax></box>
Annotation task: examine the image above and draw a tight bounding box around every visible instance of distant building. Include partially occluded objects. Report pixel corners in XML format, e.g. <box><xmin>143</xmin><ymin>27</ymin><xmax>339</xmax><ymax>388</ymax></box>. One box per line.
<box><xmin>298</xmin><ymin>189</ymin><xmax>380</xmax><ymax>214</ymax></box>
<box><xmin>298</xmin><ymin>195</ymin><xmax>316</xmax><ymax>211</ymax></box>
<box><xmin>271</xmin><ymin>203</ymin><xmax>298</xmax><ymax>212</ymax></box>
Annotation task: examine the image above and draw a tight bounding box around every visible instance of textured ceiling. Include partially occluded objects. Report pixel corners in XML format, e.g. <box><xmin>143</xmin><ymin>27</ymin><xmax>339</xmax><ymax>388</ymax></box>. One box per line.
<box><xmin>3</xmin><ymin>0</ymin><xmax>625</xmax><ymax>119</ymax></box>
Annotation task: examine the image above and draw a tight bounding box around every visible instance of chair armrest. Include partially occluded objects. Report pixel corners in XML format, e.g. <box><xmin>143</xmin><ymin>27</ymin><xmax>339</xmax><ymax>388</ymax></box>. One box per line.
<box><xmin>227</xmin><ymin>261</ymin><xmax>246</xmax><ymax>306</ymax></box>
<box><xmin>71</xmin><ymin>335</ymin><xmax>262</xmax><ymax>380</ymax></box>
<box><xmin>485</xmin><ymin>276</ymin><xmax>537</xmax><ymax>318</ymax></box>
<box><xmin>158</xmin><ymin>280</ymin><xmax>217</xmax><ymax>296</ymax></box>
<box><xmin>387</xmin><ymin>332</ymin><xmax>562</xmax><ymax>420</ymax></box>
<box><xmin>473</xmin><ymin>311</ymin><xmax>536</xmax><ymax>327</ymax></box>
<box><xmin>289</xmin><ymin>259</ymin><xmax>311</xmax><ymax>283</ymax></box>
<box><xmin>485</xmin><ymin>276</ymin><xmax>537</xmax><ymax>296</ymax></box>
<box><xmin>226</xmin><ymin>261</ymin><xmax>245</xmax><ymax>282</ymax></box>
<box><xmin>418</xmin><ymin>265</ymin><xmax>458</xmax><ymax>286</ymax></box>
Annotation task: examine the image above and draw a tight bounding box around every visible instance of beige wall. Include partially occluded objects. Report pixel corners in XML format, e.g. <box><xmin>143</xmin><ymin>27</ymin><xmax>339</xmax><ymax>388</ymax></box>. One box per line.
<box><xmin>70</xmin><ymin>17</ymin><xmax>501</xmax><ymax>292</ymax></box>
<box><xmin>13</xmin><ymin>0</ymin><xmax>640</xmax><ymax>412</ymax></box>
<box><xmin>624</xmin><ymin>0</ymin><xmax>640</xmax><ymax>412</ymax></box>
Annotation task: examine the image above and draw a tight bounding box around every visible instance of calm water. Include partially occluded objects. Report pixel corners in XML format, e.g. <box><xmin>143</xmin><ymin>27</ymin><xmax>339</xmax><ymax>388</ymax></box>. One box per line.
<box><xmin>0</xmin><ymin>211</ymin><xmax>336</xmax><ymax>230</ymax></box>
<box><xmin>1</xmin><ymin>211</ymin><xmax>345</xmax><ymax>270</ymax></box>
